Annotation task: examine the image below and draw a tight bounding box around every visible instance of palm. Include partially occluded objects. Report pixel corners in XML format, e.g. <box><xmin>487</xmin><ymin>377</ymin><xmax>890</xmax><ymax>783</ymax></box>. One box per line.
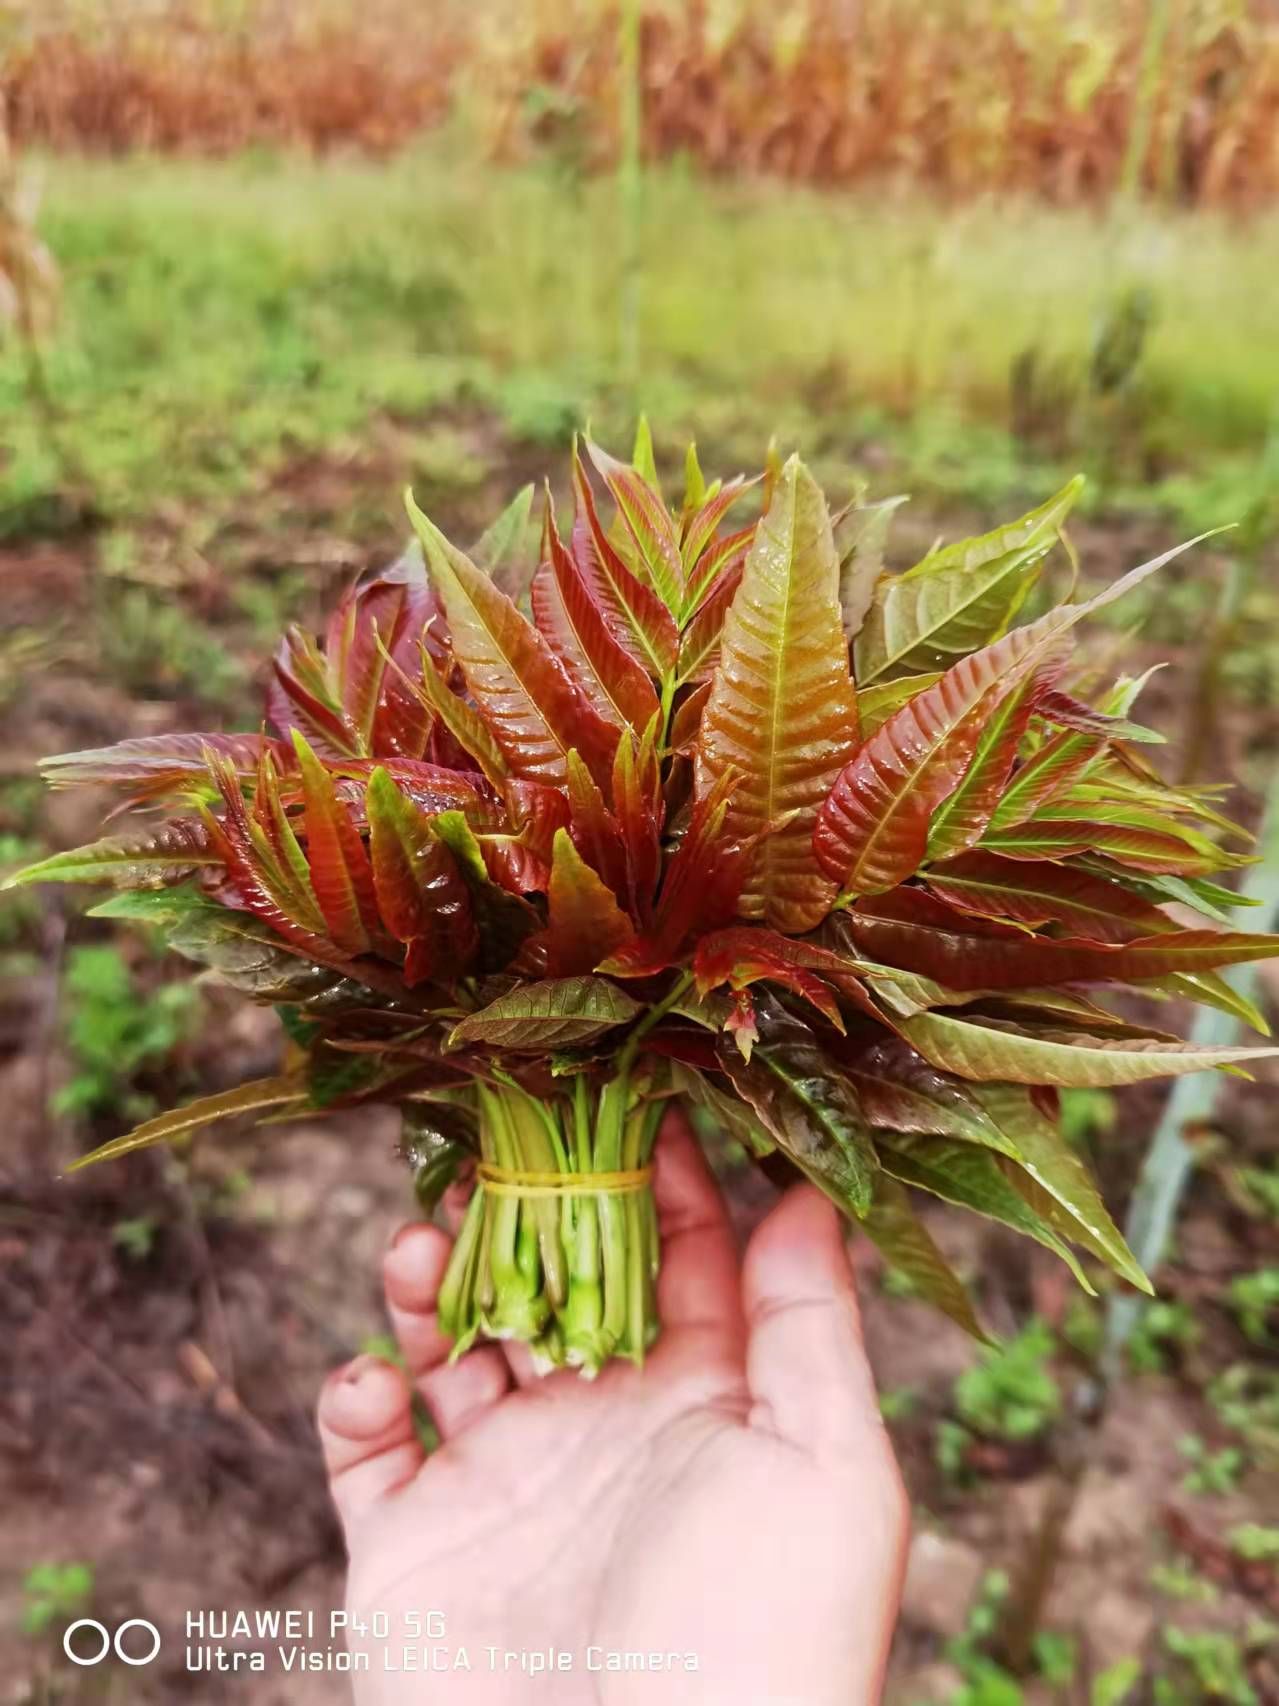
<box><xmin>321</xmin><ymin>1118</ymin><xmax>908</xmax><ymax>1706</ymax></box>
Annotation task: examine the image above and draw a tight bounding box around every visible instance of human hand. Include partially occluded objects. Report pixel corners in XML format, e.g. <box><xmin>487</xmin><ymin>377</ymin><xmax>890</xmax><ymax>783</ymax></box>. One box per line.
<box><xmin>318</xmin><ymin>1111</ymin><xmax>909</xmax><ymax>1705</ymax></box>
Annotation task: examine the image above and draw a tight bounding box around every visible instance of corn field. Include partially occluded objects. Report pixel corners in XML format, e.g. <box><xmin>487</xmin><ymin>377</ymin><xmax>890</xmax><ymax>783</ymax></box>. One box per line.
<box><xmin>0</xmin><ymin>0</ymin><xmax>461</xmax><ymax>155</ymax></box>
<box><xmin>3</xmin><ymin>0</ymin><xmax>1279</xmax><ymax>204</ymax></box>
<box><xmin>484</xmin><ymin>0</ymin><xmax>1279</xmax><ymax>205</ymax></box>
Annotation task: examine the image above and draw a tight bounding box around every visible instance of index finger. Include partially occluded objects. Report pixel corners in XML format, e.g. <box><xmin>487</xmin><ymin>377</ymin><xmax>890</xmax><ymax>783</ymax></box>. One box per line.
<box><xmin>652</xmin><ymin>1107</ymin><xmax>744</xmax><ymax>1342</ymax></box>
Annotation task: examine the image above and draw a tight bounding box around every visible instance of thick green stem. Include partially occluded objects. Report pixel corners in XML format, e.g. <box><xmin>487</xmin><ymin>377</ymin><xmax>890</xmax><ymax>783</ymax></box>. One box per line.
<box><xmin>503</xmin><ymin>1082</ymin><xmax>570</xmax><ymax>1309</ymax></box>
<box><xmin>623</xmin><ymin>1092</ymin><xmax>664</xmax><ymax>1359</ymax></box>
<box><xmin>476</xmin><ymin>1082</ymin><xmax>547</xmax><ymax>1341</ymax></box>
<box><xmin>436</xmin><ymin>1186</ymin><xmax>485</xmax><ymax>1354</ymax></box>
<box><xmin>434</xmin><ymin>1057</ymin><xmax>669</xmax><ymax>1374</ymax></box>
<box><xmin>658</xmin><ymin>671</ymin><xmax>678</xmax><ymax>750</ymax></box>
<box><xmin>562</xmin><ymin>1071</ymin><xmax>606</xmax><ymax>1360</ymax></box>
<box><xmin>595</xmin><ymin>1071</ymin><xmax>633</xmax><ymax>1352</ymax></box>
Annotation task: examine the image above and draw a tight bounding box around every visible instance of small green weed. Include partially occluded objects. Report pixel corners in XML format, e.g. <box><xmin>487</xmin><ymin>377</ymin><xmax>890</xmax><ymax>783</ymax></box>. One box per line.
<box><xmin>1092</xmin><ymin>1656</ymin><xmax>1142</xmax><ymax>1706</ymax></box>
<box><xmin>408</xmin><ymin>423</ymin><xmax>490</xmax><ymax>492</ymax></box>
<box><xmin>1244</xmin><ymin>1617</ymin><xmax>1278</xmax><ymax>1651</ymax></box>
<box><xmin>1031</xmin><ymin>1630</ymin><xmax>1077</xmax><ymax>1687</ymax></box>
<box><xmin>1128</xmin><ymin>1299</ymin><xmax>1201</xmax><ymax>1374</ymax></box>
<box><xmin>21</xmin><ymin>1562</ymin><xmax>94</xmax><ymax>1636</ymax></box>
<box><xmin>55</xmin><ymin>944</ymin><xmax>199</xmax><ymax>1123</ymax></box>
<box><xmin>232</xmin><ymin>573</ymin><xmax>310</xmax><ymax>648</ymax></box>
<box><xmin>954</xmin><ymin>1320</ymin><xmax>1061</xmax><ymax>1442</ymax></box>
<box><xmin>1229</xmin><ymin>1268</ymin><xmax>1279</xmax><ymax>1345</ymax></box>
<box><xmin>1059</xmin><ymin>1088</ymin><xmax>1117</xmax><ymax>1147</ymax></box>
<box><xmin>0</xmin><ymin>777</ymin><xmax>45</xmax><ymax>835</ymax></box>
<box><xmin>0</xmin><ymin>835</ymin><xmax>43</xmax><ymax>945</ymax></box>
<box><xmin>1177</xmin><ymin>1434</ymin><xmax>1245</xmax><ymax>1496</ymax></box>
<box><xmin>1207</xmin><ymin>1366</ymin><xmax>1279</xmax><ymax>1460</ymax></box>
<box><xmin>1235</xmin><ymin>1164</ymin><xmax>1279</xmax><ymax>1221</ymax></box>
<box><xmin>1160</xmin><ymin>1627</ymin><xmax>1257</xmax><ymax>1706</ymax></box>
<box><xmin>879</xmin><ymin>1386</ymin><xmax>919</xmax><ymax>1424</ymax></box>
<box><xmin>935</xmin><ymin>1418</ymin><xmax>975</xmax><ymax>1481</ymax></box>
<box><xmin>935</xmin><ymin>1322</ymin><xmax>1061</xmax><ymax>1479</ymax></box>
<box><xmin>880</xmin><ymin>1264</ymin><xmax>923</xmax><ymax>1301</ymax></box>
<box><xmin>951</xmin><ymin>1664</ymin><xmax>1023</xmax><ymax>1706</ymax></box>
<box><xmin>112</xmin><ymin>1216</ymin><xmax>159</xmax><ymax>1260</ymax></box>
<box><xmin>0</xmin><ymin>628</ymin><xmax>63</xmax><ymax>711</ymax></box>
<box><xmin>495</xmin><ymin>371</ymin><xmax>584</xmax><ymax>448</ymax></box>
<box><xmin>1061</xmin><ymin>1294</ymin><xmax>1103</xmax><ymax>1360</ymax></box>
<box><xmin>944</xmin><ymin>1572</ymin><xmax>1024</xmax><ymax>1706</ymax></box>
<box><xmin>1150</xmin><ymin>1558</ymin><xmax>1219</xmax><ymax>1604</ymax></box>
<box><xmin>1228</xmin><ymin>1524</ymin><xmax>1279</xmax><ymax>1563</ymax></box>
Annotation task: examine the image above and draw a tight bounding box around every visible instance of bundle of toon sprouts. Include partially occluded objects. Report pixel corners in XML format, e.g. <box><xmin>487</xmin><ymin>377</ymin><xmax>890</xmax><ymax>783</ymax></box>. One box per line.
<box><xmin>14</xmin><ymin>431</ymin><xmax>1279</xmax><ymax>1369</ymax></box>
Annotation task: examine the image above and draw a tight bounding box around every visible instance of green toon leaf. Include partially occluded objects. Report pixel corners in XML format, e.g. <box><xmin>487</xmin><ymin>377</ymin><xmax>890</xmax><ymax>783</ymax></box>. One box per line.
<box><xmin>694</xmin><ymin>453</ymin><xmax>860</xmax><ymax>931</ymax></box>
<box><xmin>859</xmin><ymin>963</ymin><xmax>993</xmax><ymax>1018</ymax></box>
<box><xmin>971</xmin><ymin>1082</ymin><xmax>1150</xmax><ymax>1291</ymax></box>
<box><xmin>631</xmin><ymin>415</ymin><xmax>660</xmax><ymax>488</ymax></box>
<box><xmin>861</xmin><ymin>1176</ymin><xmax>988</xmax><ymax>1340</ymax></box>
<box><xmin>841</xmin><ymin>1036</ymin><xmax>1011</xmax><ymax>1148</ymax></box>
<box><xmin>87</xmin><ymin>884</ymin><xmax>217</xmax><ymax>926</ymax></box>
<box><xmin>856</xmin><ymin>672</ymin><xmax>943</xmax><ymax>736</ymax></box>
<box><xmin>449</xmin><ymin>977</ymin><xmax>641</xmax><ymax>1050</ymax></box>
<box><xmin>1146</xmin><ymin>970</ymin><xmax>1269</xmax><ymax>1036</ymax></box>
<box><xmin>471</xmin><ymin>483</ymin><xmax>537</xmax><ymax>601</ymax></box>
<box><xmin>408</xmin><ymin>491</ymin><xmax>613</xmax><ymax>788</ymax></box>
<box><xmin>400</xmin><ymin>1102</ymin><xmax>476</xmax><ymax>1213</ymax></box>
<box><xmin>854</xmin><ymin>478</ymin><xmax>1083</xmax><ymax>684</ymax></box>
<box><xmin>1107</xmin><ymin>869</ymin><xmax>1264</xmax><ymax>923</ymax></box>
<box><xmin>94</xmin><ymin>883</ymin><xmax>381</xmax><ymax>1010</ymax></box>
<box><xmin>836</xmin><ymin>493</ymin><xmax>907</xmax><ymax>643</ymax></box>
<box><xmin>409</xmin><ymin>643</ymin><xmax>510</xmax><ymax>789</ymax></box>
<box><xmin>849</xmin><ymin>1030</ymin><xmax>1148</xmax><ymax>1289</ymax></box>
<box><xmin>571</xmin><ymin>448</ymin><xmax>680</xmax><ymax>678</ymax></box>
<box><xmin>429</xmin><ymin>810</ymin><xmax>540</xmax><ymax>972</ymax></box>
<box><xmin>537</xmin><ymin>829</ymin><xmax>636</xmax><ymax>977</ymax></box>
<box><xmin>818</xmin><ymin>531</ymin><xmax>1219</xmax><ymax>900</ymax></box>
<box><xmin>925</xmin><ymin>672</ymin><xmax>1039</xmax><ymax>861</ymax></box>
<box><xmin>67</xmin><ymin>1077</ymin><xmax>308</xmax><ymax>1172</ymax></box>
<box><xmin>671</xmin><ymin>1061</ymin><xmax>775</xmax><ymax>1157</ymax></box>
<box><xmin>898</xmin><ymin>1009</ymin><xmax>1279</xmax><ymax>1087</ymax></box>
<box><xmin>587</xmin><ymin>434</ymin><xmax>685</xmax><ymax>612</ymax></box>
<box><xmin>878</xmin><ymin>1131</ymin><xmax>1096</xmax><ymax>1294</ymax></box>
<box><xmin>716</xmin><ymin>997</ymin><xmax>877</xmax><ymax>1217</ymax></box>
<box><xmin>367</xmin><ymin>765</ymin><xmax>480</xmax><ymax>983</ymax></box>
<box><xmin>921</xmin><ymin>852</ymin><xmax>1173</xmax><ymax>942</ymax></box>
<box><xmin>981</xmin><ymin>811</ymin><xmax>1255</xmax><ymax>877</ymax></box>
<box><xmin>6</xmin><ymin>821</ymin><xmax>220</xmax><ymax>890</ymax></box>
<box><xmin>681</xmin><ymin>440</ymin><xmax>707</xmax><ymax>514</ymax></box>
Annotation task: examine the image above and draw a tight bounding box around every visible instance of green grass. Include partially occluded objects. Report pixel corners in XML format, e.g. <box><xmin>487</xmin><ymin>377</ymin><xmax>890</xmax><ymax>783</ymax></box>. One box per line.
<box><xmin>21</xmin><ymin>1561</ymin><xmax>94</xmax><ymax>1638</ymax></box>
<box><xmin>5</xmin><ymin>137</ymin><xmax>1279</xmax><ymax>534</ymax></box>
<box><xmin>54</xmin><ymin>944</ymin><xmax>200</xmax><ymax>1124</ymax></box>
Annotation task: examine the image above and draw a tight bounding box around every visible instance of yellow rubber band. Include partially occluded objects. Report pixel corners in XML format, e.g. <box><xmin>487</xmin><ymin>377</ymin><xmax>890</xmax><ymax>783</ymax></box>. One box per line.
<box><xmin>476</xmin><ymin>1163</ymin><xmax>653</xmax><ymax>1200</ymax></box>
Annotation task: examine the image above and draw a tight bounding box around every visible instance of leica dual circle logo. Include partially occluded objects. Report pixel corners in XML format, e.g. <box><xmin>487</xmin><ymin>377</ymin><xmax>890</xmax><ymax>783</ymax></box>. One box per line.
<box><xmin>63</xmin><ymin>1618</ymin><xmax>162</xmax><ymax>1667</ymax></box>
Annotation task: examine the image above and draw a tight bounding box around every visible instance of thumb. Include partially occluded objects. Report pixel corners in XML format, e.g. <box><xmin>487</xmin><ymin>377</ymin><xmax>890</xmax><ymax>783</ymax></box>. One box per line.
<box><xmin>742</xmin><ymin>1184</ymin><xmax>889</xmax><ymax>1464</ymax></box>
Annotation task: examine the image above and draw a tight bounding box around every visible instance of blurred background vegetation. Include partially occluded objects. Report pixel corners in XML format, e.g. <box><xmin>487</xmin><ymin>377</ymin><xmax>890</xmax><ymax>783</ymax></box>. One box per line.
<box><xmin>1</xmin><ymin>4</ymin><xmax>1277</xmax><ymax>1704</ymax></box>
